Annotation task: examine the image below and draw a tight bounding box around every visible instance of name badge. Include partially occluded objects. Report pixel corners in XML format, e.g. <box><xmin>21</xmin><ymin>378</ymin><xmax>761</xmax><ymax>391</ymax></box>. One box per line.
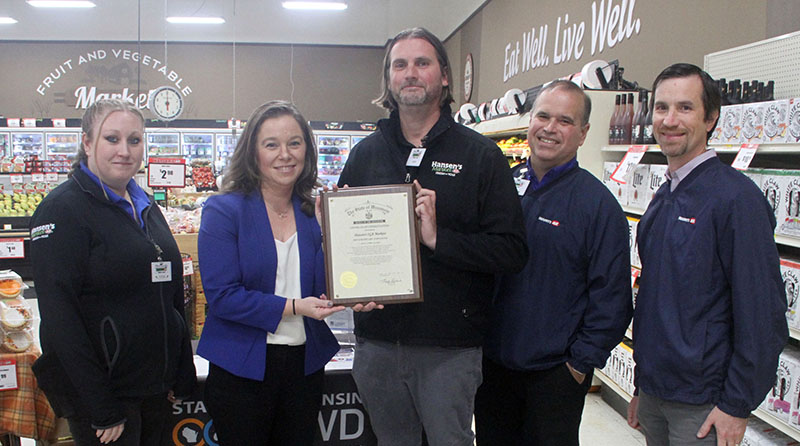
<box><xmin>515</xmin><ymin>177</ymin><xmax>530</xmax><ymax>196</ymax></box>
<box><xmin>406</xmin><ymin>148</ymin><xmax>426</xmax><ymax>167</ymax></box>
<box><xmin>151</xmin><ymin>261</ymin><xmax>172</xmax><ymax>283</ymax></box>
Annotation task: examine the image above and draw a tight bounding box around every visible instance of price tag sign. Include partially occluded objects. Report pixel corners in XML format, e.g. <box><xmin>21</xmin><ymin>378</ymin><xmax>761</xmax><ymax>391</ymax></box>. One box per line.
<box><xmin>7</xmin><ymin>119</ymin><xmax>20</xmax><ymax>128</ymax></box>
<box><xmin>9</xmin><ymin>175</ymin><xmax>24</xmax><ymax>184</ymax></box>
<box><xmin>45</xmin><ymin>173</ymin><xmax>59</xmax><ymax>182</ymax></box>
<box><xmin>22</xmin><ymin>118</ymin><xmax>36</xmax><ymax>128</ymax></box>
<box><xmin>183</xmin><ymin>259</ymin><xmax>194</xmax><ymax>276</ymax></box>
<box><xmin>611</xmin><ymin>145</ymin><xmax>649</xmax><ymax>184</ymax></box>
<box><xmin>0</xmin><ymin>359</ymin><xmax>18</xmax><ymax>391</ymax></box>
<box><xmin>31</xmin><ymin>173</ymin><xmax>44</xmax><ymax>182</ymax></box>
<box><xmin>53</xmin><ymin>118</ymin><xmax>66</xmax><ymax>128</ymax></box>
<box><xmin>148</xmin><ymin>158</ymin><xmax>186</xmax><ymax>188</ymax></box>
<box><xmin>731</xmin><ymin>144</ymin><xmax>759</xmax><ymax>170</ymax></box>
<box><xmin>0</xmin><ymin>239</ymin><xmax>24</xmax><ymax>259</ymax></box>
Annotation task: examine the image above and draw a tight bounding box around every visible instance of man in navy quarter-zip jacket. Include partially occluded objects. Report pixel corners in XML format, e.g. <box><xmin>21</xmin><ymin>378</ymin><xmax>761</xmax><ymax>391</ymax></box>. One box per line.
<box><xmin>626</xmin><ymin>63</ymin><xmax>787</xmax><ymax>446</ymax></box>
<box><xmin>337</xmin><ymin>27</ymin><xmax>526</xmax><ymax>446</ymax></box>
<box><xmin>474</xmin><ymin>80</ymin><xmax>633</xmax><ymax>446</ymax></box>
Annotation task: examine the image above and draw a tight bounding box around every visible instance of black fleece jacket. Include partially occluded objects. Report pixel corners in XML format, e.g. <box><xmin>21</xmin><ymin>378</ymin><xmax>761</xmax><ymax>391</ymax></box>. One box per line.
<box><xmin>338</xmin><ymin>104</ymin><xmax>527</xmax><ymax>347</ymax></box>
<box><xmin>29</xmin><ymin>168</ymin><xmax>196</xmax><ymax>429</ymax></box>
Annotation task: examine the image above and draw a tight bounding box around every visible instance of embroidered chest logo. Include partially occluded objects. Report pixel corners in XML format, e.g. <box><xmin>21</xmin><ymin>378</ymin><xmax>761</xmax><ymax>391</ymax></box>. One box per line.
<box><xmin>30</xmin><ymin>223</ymin><xmax>55</xmax><ymax>241</ymax></box>
<box><xmin>431</xmin><ymin>161</ymin><xmax>463</xmax><ymax>177</ymax></box>
<box><xmin>677</xmin><ymin>216</ymin><xmax>696</xmax><ymax>225</ymax></box>
<box><xmin>538</xmin><ymin>216</ymin><xmax>560</xmax><ymax>227</ymax></box>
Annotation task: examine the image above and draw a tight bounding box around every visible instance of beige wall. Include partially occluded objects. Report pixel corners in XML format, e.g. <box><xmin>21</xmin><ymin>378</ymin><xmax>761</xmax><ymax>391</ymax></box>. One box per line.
<box><xmin>445</xmin><ymin>0</ymin><xmax>799</xmax><ymax>110</ymax></box>
<box><xmin>0</xmin><ymin>41</ymin><xmax>386</xmax><ymax>122</ymax></box>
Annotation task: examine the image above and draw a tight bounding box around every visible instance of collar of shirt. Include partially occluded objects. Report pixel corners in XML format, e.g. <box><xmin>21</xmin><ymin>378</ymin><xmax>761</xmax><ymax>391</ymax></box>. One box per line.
<box><xmin>80</xmin><ymin>163</ymin><xmax>150</xmax><ymax>229</ymax></box>
<box><xmin>525</xmin><ymin>157</ymin><xmax>578</xmax><ymax>191</ymax></box>
<box><xmin>666</xmin><ymin>149</ymin><xmax>717</xmax><ymax>192</ymax></box>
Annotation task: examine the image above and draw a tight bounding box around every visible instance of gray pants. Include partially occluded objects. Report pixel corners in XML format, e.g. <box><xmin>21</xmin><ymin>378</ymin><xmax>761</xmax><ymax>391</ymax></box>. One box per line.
<box><xmin>637</xmin><ymin>391</ymin><xmax>718</xmax><ymax>446</ymax></box>
<box><xmin>352</xmin><ymin>338</ymin><xmax>482</xmax><ymax>446</ymax></box>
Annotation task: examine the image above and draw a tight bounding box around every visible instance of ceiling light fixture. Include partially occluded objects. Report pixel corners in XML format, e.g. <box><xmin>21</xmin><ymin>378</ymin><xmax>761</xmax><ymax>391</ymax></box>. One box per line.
<box><xmin>0</xmin><ymin>17</ymin><xmax>18</xmax><ymax>24</ymax></box>
<box><xmin>27</xmin><ymin>1</ymin><xmax>96</xmax><ymax>7</ymax></box>
<box><xmin>166</xmin><ymin>16</ymin><xmax>226</xmax><ymax>24</ymax></box>
<box><xmin>282</xmin><ymin>2</ymin><xmax>348</xmax><ymax>11</ymax></box>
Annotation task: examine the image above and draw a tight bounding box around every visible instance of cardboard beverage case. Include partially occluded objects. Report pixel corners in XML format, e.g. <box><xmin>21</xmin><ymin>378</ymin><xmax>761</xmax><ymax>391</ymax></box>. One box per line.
<box><xmin>627</xmin><ymin>217</ymin><xmax>641</xmax><ymax>269</ymax></box>
<box><xmin>720</xmin><ymin>104</ymin><xmax>743</xmax><ymax>145</ymax></box>
<box><xmin>777</xmin><ymin>171</ymin><xmax>800</xmax><ymax>239</ymax></box>
<box><xmin>760</xmin><ymin>170</ymin><xmax>786</xmax><ymax>227</ymax></box>
<box><xmin>741</xmin><ymin>102</ymin><xmax>767</xmax><ymax>144</ymax></box>
<box><xmin>646</xmin><ymin>164</ymin><xmax>668</xmax><ymax>205</ymax></box>
<box><xmin>627</xmin><ymin>164</ymin><xmax>650</xmax><ymax>211</ymax></box>
<box><xmin>782</xmin><ymin>257</ymin><xmax>800</xmax><ymax>331</ymax></box>
<box><xmin>603</xmin><ymin>161</ymin><xmax>628</xmax><ymax>206</ymax></box>
<box><xmin>743</xmin><ymin>168</ymin><xmax>764</xmax><ymax>190</ymax></box>
<box><xmin>763</xmin><ymin>99</ymin><xmax>790</xmax><ymax>144</ymax></box>
<box><xmin>766</xmin><ymin>346</ymin><xmax>800</xmax><ymax>422</ymax></box>
<box><xmin>788</xmin><ymin>98</ymin><xmax>800</xmax><ymax>144</ymax></box>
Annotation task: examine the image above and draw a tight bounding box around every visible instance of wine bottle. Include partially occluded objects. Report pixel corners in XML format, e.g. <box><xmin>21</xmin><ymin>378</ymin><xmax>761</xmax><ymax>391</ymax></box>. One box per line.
<box><xmin>632</xmin><ymin>91</ymin><xmax>643</xmax><ymax>144</ymax></box>
<box><xmin>644</xmin><ymin>94</ymin><xmax>655</xmax><ymax>145</ymax></box>
<box><xmin>609</xmin><ymin>94</ymin><xmax>621</xmax><ymax>144</ymax></box>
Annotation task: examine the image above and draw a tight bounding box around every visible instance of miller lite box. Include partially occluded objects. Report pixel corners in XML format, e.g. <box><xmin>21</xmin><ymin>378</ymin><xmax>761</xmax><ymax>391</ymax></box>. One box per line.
<box><xmin>720</xmin><ymin>104</ymin><xmax>743</xmax><ymax>145</ymax></box>
<box><xmin>741</xmin><ymin>102</ymin><xmax>767</xmax><ymax>144</ymax></box>
<box><xmin>782</xmin><ymin>258</ymin><xmax>800</xmax><ymax>331</ymax></box>
<box><xmin>646</xmin><ymin>164</ymin><xmax>668</xmax><ymax>206</ymax></box>
<box><xmin>627</xmin><ymin>164</ymin><xmax>650</xmax><ymax>211</ymax></box>
<box><xmin>762</xmin><ymin>99</ymin><xmax>790</xmax><ymax>144</ymax></box>
<box><xmin>788</xmin><ymin>98</ymin><xmax>800</xmax><ymax>144</ymax></box>
<box><xmin>603</xmin><ymin>161</ymin><xmax>628</xmax><ymax>206</ymax></box>
<box><xmin>777</xmin><ymin>170</ymin><xmax>800</xmax><ymax>239</ymax></box>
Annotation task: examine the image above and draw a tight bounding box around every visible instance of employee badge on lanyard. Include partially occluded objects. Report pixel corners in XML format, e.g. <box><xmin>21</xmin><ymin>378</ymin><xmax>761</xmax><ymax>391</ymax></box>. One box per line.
<box><xmin>406</xmin><ymin>148</ymin><xmax>426</xmax><ymax>167</ymax></box>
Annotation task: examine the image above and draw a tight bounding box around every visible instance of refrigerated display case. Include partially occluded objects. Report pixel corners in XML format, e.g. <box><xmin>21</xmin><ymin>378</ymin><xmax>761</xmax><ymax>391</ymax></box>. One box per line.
<box><xmin>10</xmin><ymin>132</ymin><xmax>44</xmax><ymax>158</ymax></box>
<box><xmin>147</xmin><ymin>132</ymin><xmax>180</xmax><ymax>159</ymax></box>
<box><xmin>182</xmin><ymin>133</ymin><xmax>214</xmax><ymax>164</ymax></box>
<box><xmin>317</xmin><ymin>134</ymin><xmax>351</xmax><ymax>188</ymax></box>
<box><xmin>215</xmin><ymin>132</ymin><xmax>239</xmax><ymax>175</ymax></box>
<box><xmin>0</xmin><ymin>133</ymin><xmax>8</xmax><ymax>157</ymax></box>
<box><xmin>45</xmin><ymin>132</ymin><xmax>81</xmax><ymax>160</ymax></box>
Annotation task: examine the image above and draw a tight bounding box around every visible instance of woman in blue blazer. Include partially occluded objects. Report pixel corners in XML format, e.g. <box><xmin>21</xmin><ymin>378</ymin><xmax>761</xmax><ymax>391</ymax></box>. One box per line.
<box><xmin>197</xmin><ymin>101</ymin><xmax>344</xmax><ymax>445</ymax></box>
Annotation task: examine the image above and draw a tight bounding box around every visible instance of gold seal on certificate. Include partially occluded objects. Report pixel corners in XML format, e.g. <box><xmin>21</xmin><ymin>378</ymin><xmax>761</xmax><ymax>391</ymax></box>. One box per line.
<box><xmin>321</xmin><ymin>184</ymin><xmax>423</xmax><ymax>306</ymax></box>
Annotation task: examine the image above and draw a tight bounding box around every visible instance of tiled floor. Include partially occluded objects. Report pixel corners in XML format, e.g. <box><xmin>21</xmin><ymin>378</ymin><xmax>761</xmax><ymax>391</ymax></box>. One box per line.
<box><xmin>581</xmin><ymin>392</ymin><xmax>646</xmax><ymax>445</ymax></box>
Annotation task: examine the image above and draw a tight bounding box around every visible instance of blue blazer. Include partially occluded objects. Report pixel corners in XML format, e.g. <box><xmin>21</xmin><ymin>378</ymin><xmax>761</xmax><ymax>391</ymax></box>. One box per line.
<box><xmin>196</xmin><ymin>190</ymin><xmax>339</xmax><ymax>380</ymax></box>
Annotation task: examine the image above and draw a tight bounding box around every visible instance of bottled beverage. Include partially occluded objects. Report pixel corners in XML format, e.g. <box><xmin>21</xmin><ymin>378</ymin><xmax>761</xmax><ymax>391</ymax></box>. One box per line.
<box><xmin>636</xmin><ymin>90</ymin><xmax>649</xmax><ymax>144</ymax></box>
<box><xmin>644</xmin><ymin>94</ymin><xmax>655</xmax><ymax>145</ymax></box>
<box><xmin>719</xmin><ymin>79</ymin><xmax>729</xmax><ymax>106</ymax></box>
<box><xmin>742</xmin><ymin>82</ymin><xmax>751</xmax><ymax>103</ymax></box>
<box><xmin>609</xmin><ymin>94</ymin><xmax>621</xmax><ymax>144</ymax></box>
<box><xmin>623</xmin><ymin>93</ymin><xmax>634</xmax><ymax>144</ymax></box>
<box><xmin>631</xmin><ymin>91</ymin><xmax>642</xmax><ymax>144</ymax></box>
<box><xmin>616</xmin><ymin>94</ymin><xmax>628</xmax><ymax>144</ymax></box>
<box><xmin>732</xmin><ymin>80</ymin><xmax>743</xmax><ymax>104</ymax></box>
<box><xmin>765</xmin><ymin>81</ymin><xmax>775</xmax><ymax>101</ymax></box>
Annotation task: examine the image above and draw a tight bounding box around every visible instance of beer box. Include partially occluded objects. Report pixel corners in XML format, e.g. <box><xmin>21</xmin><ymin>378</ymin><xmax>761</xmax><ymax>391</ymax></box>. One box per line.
<box><xmin>742</xmin><ymin>168</ymin><xmax>763</xmax><ymax>189</ymax></box>
<box><xmin>760</xmin><ymin>170</ymin><xmax>786</xmax><ymax>227</ymax></box>
<box><xmin>777</xmin><ymin>170</ymin><xmax>800</xmax><ymax>239</ymax></box>
<box><xmin>627</xmin><ymin>217</ymin><xmax>641</xmax><ymax>269</ymax></box>
<box><xmin>741</xmin><ymin>417</ymin><xmax>771</xmax><ymax>446</ymax></box>
<box><xmin>708</xmin><ymin>106</ymin><xmax>725</xmax><ymax>145</ymax></box>
<box><xmin>741</xmin><ymin>102</ymin><xmax>767</xmax><ymax>144</ymax></box>
<box><xmin>620</xmin><ymin>341</ymin><xmax>636</xmax><ymax>396</ymax></box>
<box><xmin>763</xmin><ymin>99</ymin><xmax>790</xmax><ymax>144</ymax></box>
<box><xmin>788</xmin><ymin>98</ymin><xmax>800</xmax><ymax>144</ymax></box>
<box><xmin>720</xmin><ymin>104</ymin><xmax>743</xmax><ymax>144</ymax></box>
<box><xmin>603</xmin><ymin>161</ymin><xmax>628</xmax><ymax>206</ymax></box>
<box><xmin>627</xmin><ymin>164</ymin><xmax>650</xmax><ymax>211</ymax></box>
<box><xmin>766</xmin><ymin>346</ymin><xmax>800</xmax><ymax>422</ymax></box>
<box><xmin>782</xmin><ymin>258</ymin><xmax>800</xmax><ymax>331</ymax></box>
<box><xmin>759</xmin><ymin>428</ymin><xmax>799</xmax><ymax>445</ymax></box>
<box><xmin>646</xmin><ymin>164</ymin><xmax>668</xmax><ymax>206</ymax></box>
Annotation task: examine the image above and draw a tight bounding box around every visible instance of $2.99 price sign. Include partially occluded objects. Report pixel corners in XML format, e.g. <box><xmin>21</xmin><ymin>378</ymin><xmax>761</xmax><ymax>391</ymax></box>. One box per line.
<box><xmin>148</xmin><ymin>158</ymin><xmax>186</xmax><ymax>188</ymax></box>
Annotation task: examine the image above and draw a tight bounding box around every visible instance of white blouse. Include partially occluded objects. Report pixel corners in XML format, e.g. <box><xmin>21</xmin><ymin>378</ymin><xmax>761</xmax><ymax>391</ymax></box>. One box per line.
<box><xmin>266</xmin><ymin>232</ymin><xmax>306</xmax><ymax>346</ymax></box>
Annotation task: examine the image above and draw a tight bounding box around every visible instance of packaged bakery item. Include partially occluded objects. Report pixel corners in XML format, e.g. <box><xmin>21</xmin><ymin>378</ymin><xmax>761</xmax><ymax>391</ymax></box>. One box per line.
<box><xmin>0</xmin><ymin>298</ymin><xmax>34</xmax><ymax>331</ymax></box>
<box><xmin>0</xmin><ymin>270</ymin><xmax>25</xmax><ymax>299</ymax></box>
<box><xmin>1</xmin><ymin>328</ymin><xmax>34</xmax><ymax>353</ymax></box>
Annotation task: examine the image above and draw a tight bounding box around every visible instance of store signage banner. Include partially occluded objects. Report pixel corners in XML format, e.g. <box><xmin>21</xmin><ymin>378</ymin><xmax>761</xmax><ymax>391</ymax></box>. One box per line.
<box><xmin>34</xmin><ymin>47</ymin><xmax>194</xmax><ymax>109</ymax></box>
<box><xmin>502</xmin><ymin>0</ymin><xmax>642</xmax><ymax>82</ymax></box>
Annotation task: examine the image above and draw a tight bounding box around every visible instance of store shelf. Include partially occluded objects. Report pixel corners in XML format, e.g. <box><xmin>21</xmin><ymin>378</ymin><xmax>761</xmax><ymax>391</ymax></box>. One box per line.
<box><xmin>753</xmin><ymin>408</ymin><xmax>800</xmax><ymax>442</ymax></box>
<box><xmin>467</xmin><ymin>113</ymin><xmax>529</xmax><ymax>137</ymax></box>
<box><xmin>594</xmin><ymin>370</ymin><xmax>632</xmax><ymax>403</ymax></box>
<box><xmin>602</xmin><ymin>143</ymin><xmax>800</xmax><ymax>154</ymax></box>
<box><xmin>626</xmin><ymin>327</ymin><xmax>633</xmax><ymax>341</ymax></box>
<box><xmin>791</xmin><ymin>327</ymin><xmax>800</xmax><ymax>342</ymax></box>
<box><xmin>776</xmin><ymin>234</ymin><xmax>800</xmax><ymax>249</ymax></box>
<box><xmin>622</xmin><ymin>205</ymin><xmax>646</xmax><ymax>216</ymax></box>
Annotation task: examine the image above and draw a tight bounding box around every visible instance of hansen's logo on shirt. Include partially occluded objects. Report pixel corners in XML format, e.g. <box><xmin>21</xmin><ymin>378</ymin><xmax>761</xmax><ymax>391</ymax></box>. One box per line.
<box><xmin>538</xmin><ymin>216</ymin><xmax>560</xmax><ymax>227</ymax></box>
<box><xmin>677</xmin><ymin>216</ymin><xmax>696</xmax><ymax>224</ymax></box>
<box><xmin>431</xmin><ymin>161</ymin><xmax>462</xmax><ymax>177</ymax></box>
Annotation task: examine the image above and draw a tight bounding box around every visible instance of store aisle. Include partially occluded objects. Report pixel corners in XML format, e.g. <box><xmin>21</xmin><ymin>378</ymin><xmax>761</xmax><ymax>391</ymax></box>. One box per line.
<box><xmin>580</xmin><ymin>393</ymin><xmax>646</xmax><ymax>445</ymax></box>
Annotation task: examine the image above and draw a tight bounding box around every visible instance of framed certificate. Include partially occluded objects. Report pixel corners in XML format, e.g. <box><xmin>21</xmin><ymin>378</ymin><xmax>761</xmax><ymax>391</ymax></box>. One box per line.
<box><xmin>321</xmin><ymin>184</ymin><xmax>423</xmax><ymax>306</ymax></box>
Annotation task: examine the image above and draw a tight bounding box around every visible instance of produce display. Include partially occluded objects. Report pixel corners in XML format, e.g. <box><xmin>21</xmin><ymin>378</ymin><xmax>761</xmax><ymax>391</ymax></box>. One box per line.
<box><xmin>191</xmin><ymin>161</ymin><xmax>216</xmax><ymax>190</ymax></box>
<box><xmin>160</xmin><ymin>204</ymin><xmax>203</xmax><ymax>234</ymax></box>
<box><xmin>496</xmin><ymin>136</ymin><xmax>530</xmax><ymax>157</ymax></box>
<box><xmin>0</xmin><ymin>191</ymin><xmax>46</xmax><ymax>216</ymax></box>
